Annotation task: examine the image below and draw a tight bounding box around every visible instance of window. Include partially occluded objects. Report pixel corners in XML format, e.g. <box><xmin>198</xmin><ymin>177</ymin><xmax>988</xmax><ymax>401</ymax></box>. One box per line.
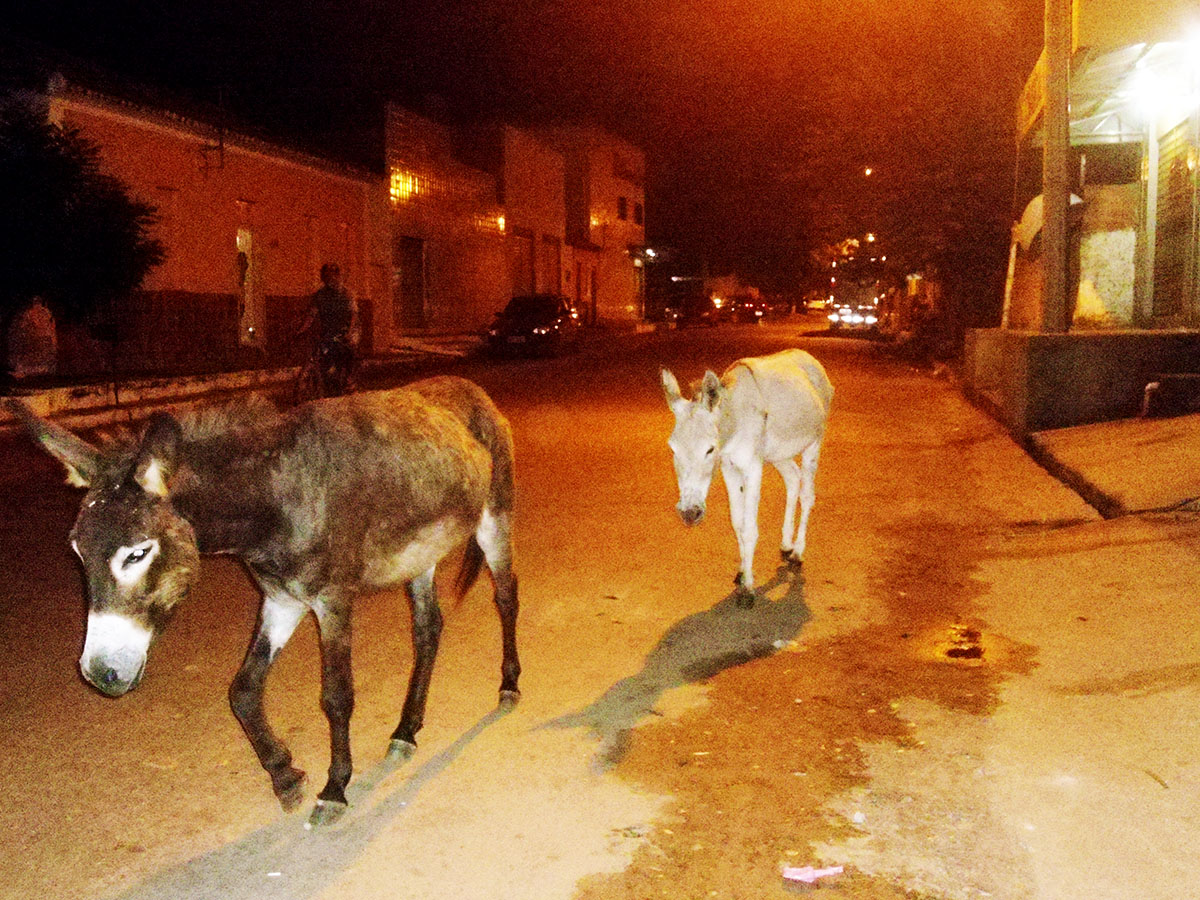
<box><xmin>633</xmin><ymin>201</ymin><xmax>644</xmax><ymax>226</ymax></box>
<box><xmin>390</xmin><ymin>168</ymin><xmax>424</xmax><ymax>204</ymax></box>
<box><xmin>617</xmin><ymin>196</ymin><xmax>628</xmax><ymax>221</ymax></box>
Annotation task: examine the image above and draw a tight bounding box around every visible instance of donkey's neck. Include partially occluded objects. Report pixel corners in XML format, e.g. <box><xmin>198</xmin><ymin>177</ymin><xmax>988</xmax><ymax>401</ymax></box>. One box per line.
<box><xmin>171</xmin><ymin>422</ymin><xmax>292</xmax><ymax>556</ymax></box>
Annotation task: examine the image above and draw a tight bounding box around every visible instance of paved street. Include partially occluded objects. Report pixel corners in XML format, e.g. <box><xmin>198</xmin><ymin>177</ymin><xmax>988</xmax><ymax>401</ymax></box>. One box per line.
<box><xmin>2</xmin><ymin>321</ymin><xmax>1199</xmax><ymax>899</ymax></box>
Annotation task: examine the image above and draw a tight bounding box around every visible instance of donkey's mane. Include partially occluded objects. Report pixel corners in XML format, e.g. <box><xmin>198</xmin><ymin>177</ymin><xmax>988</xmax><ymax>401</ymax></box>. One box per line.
<box><xmin>178</xmin><ymin>394</ymin><xmax>283</xmax><ymax>441</ymax></box>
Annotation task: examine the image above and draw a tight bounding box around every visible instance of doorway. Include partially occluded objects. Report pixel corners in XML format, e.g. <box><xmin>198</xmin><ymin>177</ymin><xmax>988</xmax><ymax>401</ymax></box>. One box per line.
<box><xmin>393</xmin><ymin>235</ymin><xmax>426</xmax><ymax>330</ymax></box>
<box><xmin>236</xmin><ymin>228</ymin><xmax>264</xmax><ymax>345</ymax></box>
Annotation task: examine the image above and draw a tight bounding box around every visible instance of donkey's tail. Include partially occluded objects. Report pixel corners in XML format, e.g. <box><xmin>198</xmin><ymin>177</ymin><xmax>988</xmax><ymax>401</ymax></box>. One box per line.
<box><xmin>456</xmin><ymin>536</ymin><xmax>486</xmax><ymax>599</ymax></box>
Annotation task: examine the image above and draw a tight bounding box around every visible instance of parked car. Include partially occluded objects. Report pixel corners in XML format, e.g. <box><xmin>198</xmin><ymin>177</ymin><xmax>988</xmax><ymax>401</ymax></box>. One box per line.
<box><xmin>645</xmin><ymin>298</ymin><xmax>682</xmax><ymax>325</ymax></box>
<box><xmin>732</xmin><ymin>295</ymin><xmax>770</xmax><ymax>323</ymax></box>
<box><xmin>485</xmin><ymin>294</ymin><xmax>582</xmax><ymax>356</ymax></box>
<box><xmin>676</xmin><ymin>294</ymin><xmax>725</xmax><ymax>327</ymax></box>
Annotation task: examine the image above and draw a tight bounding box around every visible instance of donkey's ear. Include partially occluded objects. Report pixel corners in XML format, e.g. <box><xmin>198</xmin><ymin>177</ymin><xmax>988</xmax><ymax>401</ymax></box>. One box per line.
<box><xmin>700</xmin><ymin>370</ymin><xmax>725</xmax><ymax>411</ymax></box>
<box><xmin>132</xmin><ymin>412</ymin><xmax>182</xmax><ymax>498</ymax></box>
<box><xmin>661</xmin><ymin>368</ymin><xmax>684</xmax><ymax>406</ymax></box>
<box><xmin>4</xmin><ymin>398</ymin><xmax>101</xmax><ymax>487</ymax></box>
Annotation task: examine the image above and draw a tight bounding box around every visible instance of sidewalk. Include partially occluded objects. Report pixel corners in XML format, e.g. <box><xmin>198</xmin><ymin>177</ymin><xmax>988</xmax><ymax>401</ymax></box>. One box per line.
<box><xmin>1028</xmin><ymin>413</ymin><xmax>1200</xmax><ymax>517</ymax></box>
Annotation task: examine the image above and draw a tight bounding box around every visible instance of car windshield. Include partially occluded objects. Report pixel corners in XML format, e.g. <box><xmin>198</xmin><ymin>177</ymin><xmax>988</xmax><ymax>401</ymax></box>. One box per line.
<box><xmin>504</xmin><ymin>296</ymin><xmax>558</xmax><ymax>318</ymax></box>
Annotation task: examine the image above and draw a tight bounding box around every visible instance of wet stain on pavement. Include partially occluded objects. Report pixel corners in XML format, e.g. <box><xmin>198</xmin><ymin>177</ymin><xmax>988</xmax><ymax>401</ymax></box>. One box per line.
<box><xmin>574</xmin><ymin>515</ymin><xmax>1038</xmax><ymax>900</ymax></box>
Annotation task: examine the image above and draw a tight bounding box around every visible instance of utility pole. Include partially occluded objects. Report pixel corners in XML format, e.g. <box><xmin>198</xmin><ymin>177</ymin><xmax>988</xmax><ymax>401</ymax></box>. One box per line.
<box><xmin>1041</xmin><ymin>0</ymin><xmax>1072</xmax><ymax>332</ymax></box>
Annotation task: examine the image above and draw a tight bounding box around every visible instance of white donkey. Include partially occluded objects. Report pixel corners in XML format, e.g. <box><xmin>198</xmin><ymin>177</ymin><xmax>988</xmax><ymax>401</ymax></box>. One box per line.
<box><xmin>661</xmin><ymin>349</ymin><xmax>832</xmax><ymax>603</ymax></box>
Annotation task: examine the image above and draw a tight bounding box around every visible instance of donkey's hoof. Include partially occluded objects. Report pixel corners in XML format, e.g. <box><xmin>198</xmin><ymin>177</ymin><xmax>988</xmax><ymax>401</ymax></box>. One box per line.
<box><xmin>386</xmin><ymin>738</ymin><xmax>417</xmax><ymax>763</ymax></box>
<box><xmin>498</xmin><ymin>689</ymin><xmax>521</xmax><ymax>712</ymax></box>
<box><xmin>274</xmin><ymin>769</ymin><xmax>308</xmax><ymax>813</ymax></box>
<box><xmin>304</xmin><ymin>799</ymin><xmax>348</xmax><ymax>830</ymax></box>
<box><xmin>735</xmin><ymin>590</ymin><xmax>756</xmax><ymax>609</ymax></box>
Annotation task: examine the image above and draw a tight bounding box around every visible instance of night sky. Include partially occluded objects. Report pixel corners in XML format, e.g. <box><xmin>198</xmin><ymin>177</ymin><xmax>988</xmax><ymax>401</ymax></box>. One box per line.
<box><xmin>6</xmin><ymin>0</ymin><xmax>1045</xmax><ymax>304</ymax></box>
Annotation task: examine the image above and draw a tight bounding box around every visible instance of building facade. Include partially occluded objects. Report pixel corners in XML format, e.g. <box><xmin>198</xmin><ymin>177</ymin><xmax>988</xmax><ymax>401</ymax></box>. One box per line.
<box><xmin>385</xmin><ymin>105</ymin><xmax>508</xmax><ymax>334</ymax></box>
<box><xmin>458</xmin><ymin>123</ymin><xmax>569</xmax><ymax>302</ymax></box>
<box><xmin>10</xmin><ymin>52</ymin><xmax>649</xmax><ymax>373</ymax></box>
<box><xmin>536</xmin><ymin>125</ymin><xmax>647</xmax><ymax>326</ymax></box>
<box><xmin>964</xmin><ymin>1</ymin><xmax>1200</xmax><ymax>433</ymax></box>
<box><xmin>41</xmin><ymin>77</ymin><xmax>387</xmax><ymax>376</ymax></box>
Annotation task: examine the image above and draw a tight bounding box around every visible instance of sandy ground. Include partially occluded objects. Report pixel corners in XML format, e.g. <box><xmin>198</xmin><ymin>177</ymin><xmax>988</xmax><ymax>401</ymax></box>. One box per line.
<box><xmin>3</xmin><ymin>325</ymin><xmax>1200</xmax><ymax>899</ymax></box>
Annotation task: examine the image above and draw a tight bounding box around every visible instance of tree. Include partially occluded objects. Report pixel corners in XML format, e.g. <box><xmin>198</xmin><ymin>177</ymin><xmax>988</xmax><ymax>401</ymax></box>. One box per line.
<box><xmin>0</xmin><ymin>100</ymin><xmax>164</xmax><ymax>385</ymax></box>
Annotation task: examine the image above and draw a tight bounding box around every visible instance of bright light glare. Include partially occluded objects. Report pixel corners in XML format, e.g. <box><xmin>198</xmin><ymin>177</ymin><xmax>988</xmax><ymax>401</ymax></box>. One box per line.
<box><xmin>1129</xmin><ymin>62</ymin><xmax>1162</xmax><ymax>117</ymax></box>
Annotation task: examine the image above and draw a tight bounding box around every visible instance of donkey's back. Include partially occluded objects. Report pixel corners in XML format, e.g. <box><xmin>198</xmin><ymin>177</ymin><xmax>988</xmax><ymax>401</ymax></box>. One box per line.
<box><xmin>724</xmin><ymin>349</ymin><xmax>832</xmax><ymax>461</ymax></box>
<box><xmin>260</xmin><ymin>381</ymin><xmax>503</xmax><ymax>590</ymax></box>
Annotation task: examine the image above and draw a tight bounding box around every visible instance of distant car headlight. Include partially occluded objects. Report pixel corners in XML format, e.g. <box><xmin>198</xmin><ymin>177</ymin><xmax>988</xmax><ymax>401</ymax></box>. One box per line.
<box><xmin>533</xmin><ymin>326</ymin><xmax>551</xmax><ymax>335</ymax></box>
<box><xmin>851</xmin><ymin>314</ymin><xmax>864</xmax><ymax>324</ymax></box>
<box><xmin>828</xmin><ymin>312</ymin><xmax>839</xmax><ymax>322</ymax></box>
<box><xmin>865</xmin><ymin>315</ymin><xmax>878</xmax><ymax>325</ymax></box>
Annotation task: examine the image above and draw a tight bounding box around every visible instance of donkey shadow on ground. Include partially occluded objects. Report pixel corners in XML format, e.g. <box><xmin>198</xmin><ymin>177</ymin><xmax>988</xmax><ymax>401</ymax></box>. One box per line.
<box><xmin>544</xmin><ymin>562</ymin><xmax>810</xmax><ymax>768</ymax></box>
<box><xmin>103</xmin><ymin>706</ymin><xmax>511</xmax><ymax>900</ymax></box>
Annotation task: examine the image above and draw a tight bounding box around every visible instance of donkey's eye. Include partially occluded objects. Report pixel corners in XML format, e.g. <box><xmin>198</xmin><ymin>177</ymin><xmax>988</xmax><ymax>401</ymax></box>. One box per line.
<box><xmin>123</xmin><ymin>546</ymin><xmax>151</xmax><ymax>568</ymax></box>
<box><xmin>705</xmin><ymin>446</ymin><xmax>715</xmax><ymax>456</ymax></box>
<box><xmin>110</xmin><ymin>540</ymin><xmax>159</xmax><ymax>585</ymax></box>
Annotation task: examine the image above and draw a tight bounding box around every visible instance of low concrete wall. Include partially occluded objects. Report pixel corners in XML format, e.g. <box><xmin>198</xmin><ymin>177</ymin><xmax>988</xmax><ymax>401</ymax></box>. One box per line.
<box><xmin>963</xmin><ymin>328</ymin><xmax>1200</xmax><ymax>434</ymax></box>
<box><xmin>1</xmin><ymin>367</ymin><xmax>298</xmax><ymax>432</ymax></box>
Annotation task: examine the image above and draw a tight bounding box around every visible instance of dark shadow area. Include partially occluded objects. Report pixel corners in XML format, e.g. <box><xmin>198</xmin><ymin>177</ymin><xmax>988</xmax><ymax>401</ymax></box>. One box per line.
<box><xmin>101</xmin><ymin>706</ymin><xmax>512</xmax><ymax>900</ymax></box>
<box><xmin>543</xmin><ymin>563</ymin><xmax>810</xmax><ymax>768</ymax></box>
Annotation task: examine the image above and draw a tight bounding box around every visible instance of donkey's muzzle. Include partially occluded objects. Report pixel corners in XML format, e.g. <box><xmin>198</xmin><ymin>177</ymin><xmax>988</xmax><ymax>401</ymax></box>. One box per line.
<box><xmin>83</xmin><ymin>656</ymin><xmax>144</xmax><ymax>697</ymax></box>
<box><xmin>678</xmin><ymin>505</ymin><xmax>705</xmax><ymax>527</ymax></box>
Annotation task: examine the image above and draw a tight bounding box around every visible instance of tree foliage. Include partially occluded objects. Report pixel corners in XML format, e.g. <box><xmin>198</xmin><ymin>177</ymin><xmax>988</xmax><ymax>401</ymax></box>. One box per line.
<box><xmin>0</xmin><ymin>100</ymin><xmax>164</xmax><ymax>377</ymax></box>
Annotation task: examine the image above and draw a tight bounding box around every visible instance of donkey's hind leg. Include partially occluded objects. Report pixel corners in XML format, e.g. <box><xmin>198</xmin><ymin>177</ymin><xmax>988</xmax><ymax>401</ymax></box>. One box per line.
<box><xmin>388</xmin><ymin>567</ymin><xmax>443</xmax><ymax>762</ymax></box>
<box><xmin>477</xmin><ymin>507</ymin><xmax>521</xmax><ymax>708</ymax></box>
<box><xmin>773</xmin><ymin>457</ymin><xmax>802</xmax><ymax>564</ymax></box>
<box><xmin>792</xmin><ymin>440</ymin><xmax>822</xmax><ymax>563</ymax></box>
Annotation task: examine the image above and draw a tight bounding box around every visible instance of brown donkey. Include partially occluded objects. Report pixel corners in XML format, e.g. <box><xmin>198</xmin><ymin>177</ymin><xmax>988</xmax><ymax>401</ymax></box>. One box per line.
<box><xmin>7</xmin><ymin>376</ymin><xmax>520</xmax><ymax>827</ymax></box>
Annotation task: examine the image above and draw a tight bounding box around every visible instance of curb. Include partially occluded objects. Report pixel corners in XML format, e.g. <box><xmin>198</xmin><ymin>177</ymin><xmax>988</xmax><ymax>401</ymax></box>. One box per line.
<box><xmin>1023</xmin><ymin>434</ymin><xmax>1125</xmax><ymax>519</ymax></box>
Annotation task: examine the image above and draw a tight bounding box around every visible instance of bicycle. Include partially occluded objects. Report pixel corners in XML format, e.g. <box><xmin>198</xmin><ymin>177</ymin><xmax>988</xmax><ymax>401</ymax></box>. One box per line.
<box><xmin>294</xmin><ymin>338</ymin><xmax>356</xmax><ymax>405</ymax></box>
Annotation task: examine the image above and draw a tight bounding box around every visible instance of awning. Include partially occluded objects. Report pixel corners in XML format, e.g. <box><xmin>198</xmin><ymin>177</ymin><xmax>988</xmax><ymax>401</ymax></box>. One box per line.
<box><xmin>1022</xmin><ymin>39</ymin><xmax>1197</xmax><ymax>147</ymax></box>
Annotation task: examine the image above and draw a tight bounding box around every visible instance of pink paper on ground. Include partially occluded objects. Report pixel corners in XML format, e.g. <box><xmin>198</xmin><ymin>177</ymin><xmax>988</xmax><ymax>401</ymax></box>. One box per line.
<box><xmin>781</xmin><ymin>864</ymin><xmax>844</xmax><ymax>883</ymax></box>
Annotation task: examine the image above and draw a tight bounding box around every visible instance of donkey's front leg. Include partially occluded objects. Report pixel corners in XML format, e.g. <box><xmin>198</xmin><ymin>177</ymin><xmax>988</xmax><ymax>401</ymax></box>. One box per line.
<box><xmin>308</xmin><ymin>595</ymin><xmax>355</xmax><ymax>828</ymax></box>
<box><xmin>229</xmin><ymin>594</ymin><xmax>308</xmax><ymax>812</ymax></box>
<box><xmin>388</xmin><ymin>567</ymin><xmax>443</xmax><ymax>761</ymax></box>
<box><xmin>722</xmin><ymin>459</ymin><xmax>762</xmax><ymax>603</ymax></box>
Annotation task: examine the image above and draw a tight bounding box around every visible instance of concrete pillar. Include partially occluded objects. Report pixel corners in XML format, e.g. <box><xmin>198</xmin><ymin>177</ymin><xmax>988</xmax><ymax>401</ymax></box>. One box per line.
<box><xmin>1041</xmin><ymin>0</ymin><xmax>1073</xmax><ymax>332</ymax></box>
